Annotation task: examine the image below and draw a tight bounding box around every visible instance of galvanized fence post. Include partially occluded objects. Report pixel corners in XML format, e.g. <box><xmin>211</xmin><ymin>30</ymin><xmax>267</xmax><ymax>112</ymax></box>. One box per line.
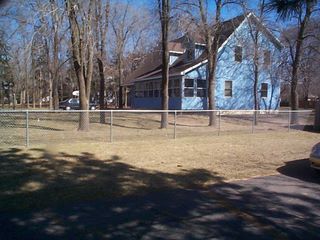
<box><xmin>25</xmin><ymin>110</ymin><xmax>29</xmax><ymax>148</ymax></box>
<box><xmin>218</xmin><ymin>110</ymin><xmax>221</xmax><ymax>136</ymax></box>
<box><xmin>288</xmin><ymin>111</ymin><xmax>291</xmax><ymax>132</ymax></box>
<box><xmin>174</xmin><ymin>110</ymin><xmax>177</xmax><ymax>139</ymax></box>
<box><xmin>110</xmin><ymin>110</ymin><xmax>113</xmax><ymax>142</ymax></box>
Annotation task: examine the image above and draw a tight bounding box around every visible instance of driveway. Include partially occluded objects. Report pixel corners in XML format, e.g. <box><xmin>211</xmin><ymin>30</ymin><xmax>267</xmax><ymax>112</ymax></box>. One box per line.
<box><xmin>0</xmin><ymin>159</ymin><xmax>319</xmax><ymax>240</ymax></box>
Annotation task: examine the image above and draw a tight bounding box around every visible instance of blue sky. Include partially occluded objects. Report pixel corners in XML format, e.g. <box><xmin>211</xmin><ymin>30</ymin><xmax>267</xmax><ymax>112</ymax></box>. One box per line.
<box><xmin>131</xmin><ymin>0</ymin><xmax>261</xmax><ymax>20</ymax></box>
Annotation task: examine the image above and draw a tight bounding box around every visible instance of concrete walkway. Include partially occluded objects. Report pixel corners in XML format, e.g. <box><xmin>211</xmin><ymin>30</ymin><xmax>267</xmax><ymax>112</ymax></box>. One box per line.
<box><xmin>1</xmin><ymin>159</ymin><xmax>319</xmax><ymax>240</ymax></box>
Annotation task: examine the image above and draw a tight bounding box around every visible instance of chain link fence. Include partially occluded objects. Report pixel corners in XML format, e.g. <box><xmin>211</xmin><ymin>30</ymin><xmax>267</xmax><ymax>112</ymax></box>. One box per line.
<box><xmin>0</xmin><ymin>110</ymin><xmax>315</xmax><ymax>147</ymax></box>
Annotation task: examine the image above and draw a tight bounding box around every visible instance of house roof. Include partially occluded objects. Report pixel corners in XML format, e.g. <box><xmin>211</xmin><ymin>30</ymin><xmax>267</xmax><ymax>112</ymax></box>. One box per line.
<box><xmin>125</xmin><ymin>13</ymin><xmax>281</xmax><ymax>85</ymax></box>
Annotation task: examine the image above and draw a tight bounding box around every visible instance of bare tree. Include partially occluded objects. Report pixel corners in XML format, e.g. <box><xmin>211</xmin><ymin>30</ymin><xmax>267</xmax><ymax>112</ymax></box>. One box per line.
<box><xmin>109</xmin><ymin>1</ymin><xmax>153</xmax><ymax>109</ymax></box>
<box><xmin>198</xmin><ymin>0</ymin><xmax>222</xmax><ymax>126</ymax></box>
<box><xmin>49</xmin><ymin>0</ymin><xmax>61</xmax><ymax>110</ymax></box>
<box><xmin>241</xmin><ymin>0</ymin><xmax>269</xmax><ymax>124</ymax></box>
<box><xmin>280</xmin><ymin>19</ymin><xmax>320</xmax><ymax>108</ymax></box>
<box><xmin>158</xmin><ymin>0</ymin><xmax>170</xmax><ymax>128</ymax></box>
<box><xmin>65</xmin><ymin>0</ymin><xmax>94</xmax><ymax>131</ymax></box>
<box><xmin>94</xmin><ymin>0</ymin><xmax>110</xmax><ymax>123</ymax></box>
<box><xmin>268</xmin><ymin>0</ymin><xmax>318</xmax><ymax>123</ymax></box>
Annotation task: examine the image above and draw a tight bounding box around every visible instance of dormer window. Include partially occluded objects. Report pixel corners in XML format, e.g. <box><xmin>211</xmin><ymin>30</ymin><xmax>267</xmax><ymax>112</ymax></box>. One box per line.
<box><xmin>169</xmin><ymin>55</ymin><xmax>179</xmax><ymax>65</ymax></box>
<box><xmin>186</xmin><ymin>48</ymin><xmax>194</xmax><ymax>61</ymax></box>
<box><xmin>235</xmin><ymin>46</ymin><xmax>242</xmax><ymax>62</ymax></box>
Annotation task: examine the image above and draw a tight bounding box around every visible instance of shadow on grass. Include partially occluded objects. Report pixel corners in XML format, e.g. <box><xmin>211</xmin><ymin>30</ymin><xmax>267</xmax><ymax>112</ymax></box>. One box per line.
<box><xmin>0</xmin><ymin>148</ymin><xmax>319</xmax><ymax>239</ymax></box>
<box><xmin>0</xmin><ymin>148</ymin><xmax>223</xmax><ymax>213</ymax></box>
<box><xmin>0</xmin><ymin>147</ymin><xmax>229</xmax><ymax>239</ymax></box>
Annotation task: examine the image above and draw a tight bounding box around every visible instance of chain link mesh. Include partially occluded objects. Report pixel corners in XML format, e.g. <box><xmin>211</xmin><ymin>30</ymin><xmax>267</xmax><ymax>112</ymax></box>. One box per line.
<box><xmin>0</xmin><ymin>110</ymin><xmax>315</xmax><ymax>147</ymax></box>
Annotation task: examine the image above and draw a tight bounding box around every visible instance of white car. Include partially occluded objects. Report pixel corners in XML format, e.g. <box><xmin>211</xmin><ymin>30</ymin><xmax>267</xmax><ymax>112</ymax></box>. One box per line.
<box><xmin>310</xmin><ymin>142</ymin><xmax>320</xmax><ymax>170</ymax></box>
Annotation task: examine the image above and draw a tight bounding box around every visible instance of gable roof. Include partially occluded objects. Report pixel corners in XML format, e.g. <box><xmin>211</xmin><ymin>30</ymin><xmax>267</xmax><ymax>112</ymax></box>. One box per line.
<box><xmin>125</xmin><ymin>13</ymin><xmax>281</xmax><ymax>85</ymax></box>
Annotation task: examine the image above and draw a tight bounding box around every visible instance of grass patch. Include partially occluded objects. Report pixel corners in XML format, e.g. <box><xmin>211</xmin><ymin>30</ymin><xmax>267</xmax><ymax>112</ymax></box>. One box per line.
<box><xmin>0</xmin><ymin>131</ymin><xmax>318</xmax><ymax>212</ymax></box>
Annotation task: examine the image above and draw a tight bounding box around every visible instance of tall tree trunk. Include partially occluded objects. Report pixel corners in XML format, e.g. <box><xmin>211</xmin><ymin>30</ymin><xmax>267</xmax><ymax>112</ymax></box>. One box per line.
<box><xmin>39</xmin><ymin>69</ymin><xmax>42</xmax><ymax>108</ymax></box>
<box><xmin>118</xmin><ymin>55</ymin><xmax>124</xmax><ymax>109</ymax></box>
<box><xmin>49</xmin><ymin>78</ymin><xmax>53</xmax><ymax>109</ymax></box>
<box><xmin>98</xmin><ymin>58</ymin><xmax>106</xmax><ymax>122</ymax></box>
<box><xmin>118</xmin><ymin>85</ymin><xmax>123</xmax><ymax>109</ymax></box>
<box><xmin>290</xmin><ymin>1</ymin><xmax>313</xmax><ymax>124</ymax></box>
<box><xmin>253</xmin><ymin>32</ymin><xmax>259</xmax><ymax>125</ymax></box>
<box><xmin>159</xmin><ymin>0</ymin><xmax>170</xmax><ymax>129</ymax></box>
<box><xmin>50</xmin><ymin>0</ymin><xmax>60</xmax><ymax>110</ymax></box>
<box><xmin>32</xmin><ymin>75</ymin><xmax>36</xmax><ymax>108</ymax></box>
<box><xmin>66</xmin><ymin>0</ymin><xmax>94</xmax><ymax>131</ymax></box>
<box><xmin>253</xmin><ymin>66</ymin><xmax>259</xmax><ymax>125</ymax></box>
<box><xmin>95</xmin><ymin>0</ymin><xmax>110</xmax><ymax>123</ymax></box>
<box><xmin>52</xmin><ymin>31</ymin><xmax>59</xmax><ymax>110</ymax></box>
<box><xmin>199</xmin><ymin>0</ymin><xmax>221</xmax><ymax>126</ymax></box>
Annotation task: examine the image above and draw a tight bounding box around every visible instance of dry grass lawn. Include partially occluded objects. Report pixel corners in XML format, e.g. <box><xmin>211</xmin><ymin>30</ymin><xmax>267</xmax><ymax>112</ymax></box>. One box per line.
<box><xmin>0</xmin><ymin>130</ymin><xmax>318</xmax><ymax>212</ymax></box>
<box><xmin>0</xmin><ymin>111</ymin><xmax>314</xmax><ymax>146</ymax></box>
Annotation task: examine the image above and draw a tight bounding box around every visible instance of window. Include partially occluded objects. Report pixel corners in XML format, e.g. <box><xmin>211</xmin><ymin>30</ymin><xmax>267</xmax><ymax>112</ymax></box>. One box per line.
<box><xmin>174</xmin><ymin>88</ymin><xmax>180</xmax><ymax>97</ymax></box>
<box><xmin>186</xmin><ymin>48</ymin><xmax>194</xmax><ymax>61</ymax></box>
<box><xmin>135</xmin><ymin>83</ymin><xmax>143</xmax><ymax>98</ymax></box>
<box><xmin>185</xmin><ymin>78</ymin><xmax>194</xmax><ymax>88</ymax></box>
<box><xmin>169</xmin><ymin>79</ymin><xmax>181</xmax><ymax>97</ymax></box>
<box><xmin>197</xmin><ymin>79</ymin><xmax>206</xmax><ymax>88</ymax></box>
<box><xmin>184</xmin><ymin>78</ymin><xmax>194</xmax><ymax>97</ymax></box>
<box><xmin>143</xmin><ymin>82</ymin><xmax>148</xmax><ymax>97</ymax></box>
<box><xmin>224</xmin><ymin>81</ymin><xmax>232</xmax><ymax>97</ymax></box>
<box><xmin>261</xmin><ymin>83</ymin><xmax>268</xmax><ymax>98</ymax></box>
<box><xmin>184</xmin><ymin>89</ymin><xmax>194</xmax><ymax>97</ymax></box>
<box><xmin>197</xmin><ymin>89</ymin><xmax>206</xmax><ymax>97</ymax></box>
<box><xmin>154</xmin><ymin>81</ymin><xmax>160</xmax><ymax>97</ymax></box>
<box><xmin>263</xmin><ymin>50</ymin><xmax>271</xmax><ymax>67</ymax></box>
<box><xmin>148</xmin><ymin>82</ymin><xmax>153</xmax><ymax>97</ymax></box>
<box><xmin>197</xmin><ymin>78</ymin><xmax>207</xmax><ymax>97</ymax></box>
<box><xmin>235</xmin><ymin>46</ymin><xmax>242</xmax><ymax>62</ymax></box>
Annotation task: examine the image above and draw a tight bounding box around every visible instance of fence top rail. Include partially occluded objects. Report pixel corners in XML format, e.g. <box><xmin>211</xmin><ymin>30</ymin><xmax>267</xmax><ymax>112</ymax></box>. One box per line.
<box><xmin>0</xmin><ymin>109</ymin><xmax>314</xmax><ymax>113</ymax></box>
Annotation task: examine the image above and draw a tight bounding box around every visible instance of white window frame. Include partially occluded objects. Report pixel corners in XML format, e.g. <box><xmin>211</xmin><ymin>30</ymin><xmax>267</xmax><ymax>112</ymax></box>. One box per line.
<box><xmin>261</xmin><ymin>83</ymin><xmax>268</xmax><ymax>98</ymax></box>
<box><xmin>224</xmin><ymin>80</ymin><xmax>233</xmax><ymax>97</ymax></box>
<box><xmin>235</xmin><ymin>45</ymin><xmax>242</xmax><ymax>63</ymax></box>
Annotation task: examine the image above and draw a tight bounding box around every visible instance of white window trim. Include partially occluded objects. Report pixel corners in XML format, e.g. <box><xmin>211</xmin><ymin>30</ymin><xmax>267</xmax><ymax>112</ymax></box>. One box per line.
<box><xmin>235</xmin><ymin>45</ymin><xmax>243</xmax><ymax>63</ymax></box>
<box><xmin>224</xmin><ymin>80</ymin><xmax>233</xmax><ymax>98</ymax></box>
<box><xmin>261</xmin><ymin>83</ymin><xmax>268</xmax><ymax>98</ymax></box>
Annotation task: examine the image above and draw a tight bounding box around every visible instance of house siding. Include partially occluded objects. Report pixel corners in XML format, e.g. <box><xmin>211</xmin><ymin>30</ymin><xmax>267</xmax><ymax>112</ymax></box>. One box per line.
<box><xmin>215</xmin><ymin>18</ymin><xmax>281</xmax><ymax>110</ymax></box>
<box><xmin>130</xmin><ymin>16</ymin><xmax>281</xmax><ymax>111</ymax></box>
<box><xmin>182</xmin><ymin>64</ymin><xmax>208</xmax><ymax>109</ymax></box>
<box><xmin>132</xmin><ymin>77</ymin><xmax>182</xmax><ymax>110</ymax></box>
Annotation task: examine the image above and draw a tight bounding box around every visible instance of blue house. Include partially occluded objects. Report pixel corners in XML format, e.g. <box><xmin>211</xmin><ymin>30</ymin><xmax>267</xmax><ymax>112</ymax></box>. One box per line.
<box><xmin>125</xmin><ymin>13</ymin><xmax>282</xmax><ymax>110</ymax></box>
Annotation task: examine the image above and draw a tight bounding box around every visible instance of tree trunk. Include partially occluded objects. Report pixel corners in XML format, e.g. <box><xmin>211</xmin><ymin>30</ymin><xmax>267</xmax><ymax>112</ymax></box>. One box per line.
<box><xmin>39</xmin><ymin>69</ymin><xmax>42</xmax><ymax>108</ymax></box>
<box><xmin>95</xmin><ymin>0</ymin><xmax>110</xmax><ymax>123</ymax></box>
<box><xmin>118</xmin><ymin>85</ymin><xmax>123</xmax><ymax>109</ymax></box>
<box><xmin>290</xmin><ymin>2</ymin><xmax>313</xmax><ymax>124</ymax></box>
<box><xmin>52</xmin><ymin>37</ymin><xmax>59</xmax><ymax>110</ymax></box>
<box><xmin>98</xmin><ymin>58</ymin><xmax>106</xmax><ymax>123</ymax></box>
<box><xmin>159</xmin><ymin>0</ymin><xmax>170</xmax><ymax>129</ymax></box>
<box><xmin>32</xmin><ymin>75</ymin><xmax>36</xmax><ymax>108</ymax></box>
<box><xmin>124</xmin><ymin>87</ymin><xmax>128</xmax><ymax>108</ymax></box>
<box><xmin>79</xmin><ymin>89</ymin><xmax>90</xmax><ymax>131</ymax></box>
<box><xmin>206</xmin><ymin>0</ymin><xmax>221</xmax><ymax>126</ymax></box>
<box><xmin>253</xmin><ymin>43</ymin><xmax>259</xmax><ymax>125</ymax></box>
<box><xmin>118</xmin><ymin>54</ymin><xmax>124</xmax><ymax>109</ymax></box>
<box><xmin>66</xmin><ymin>0</ymin><xmax>94</xmax><ymax>131</ymax></box>
<box><xmin>50</xmin><ymin>0</ymin><xmax>60</xmax><ymax>110</ymax></box>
